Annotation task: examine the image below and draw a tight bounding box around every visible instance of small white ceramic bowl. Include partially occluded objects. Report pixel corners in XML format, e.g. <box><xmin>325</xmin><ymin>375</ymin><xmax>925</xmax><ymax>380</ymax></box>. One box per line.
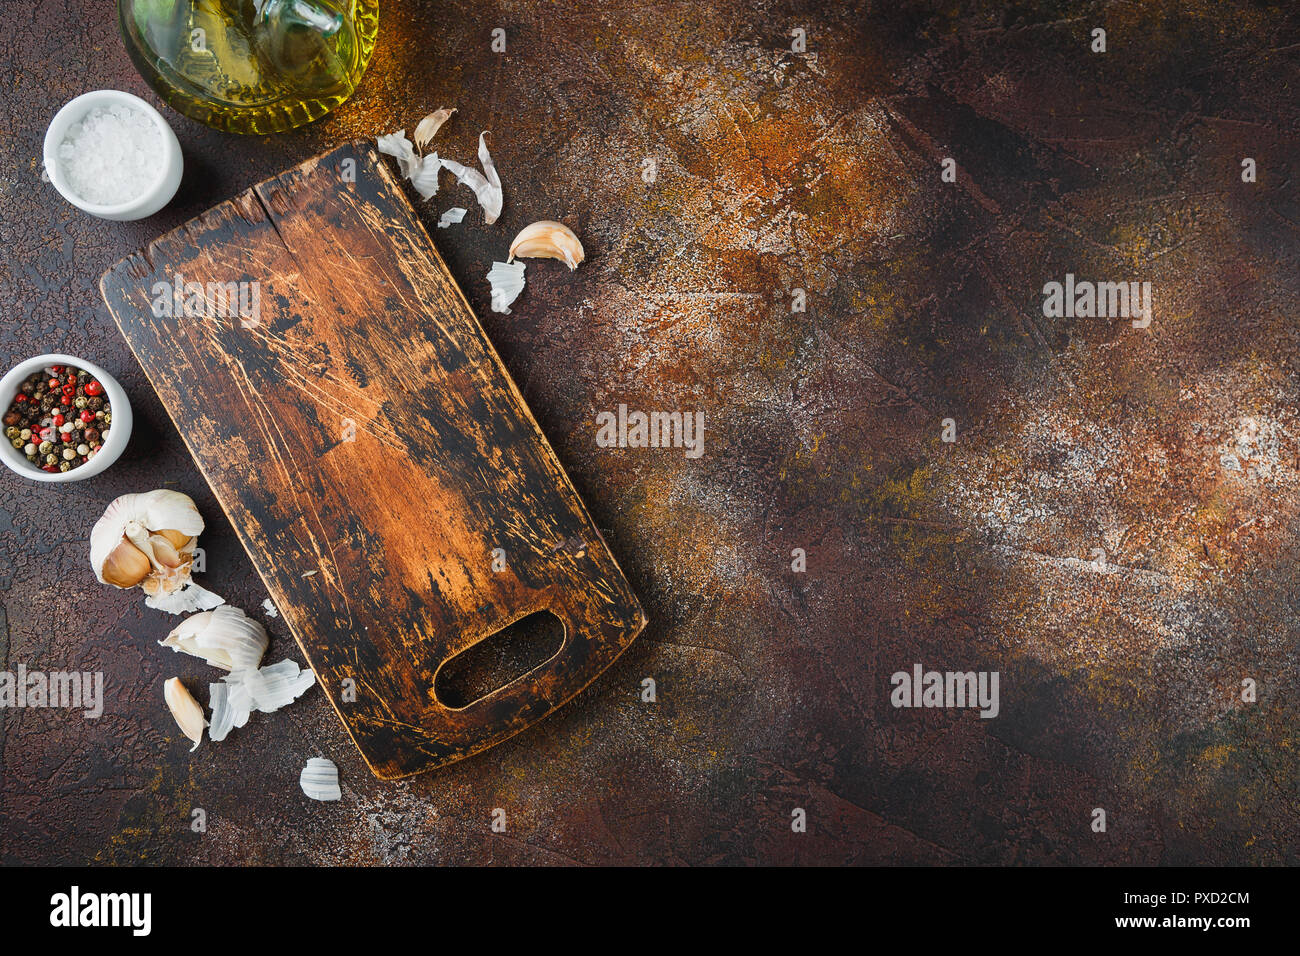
<box><xmin>44</xmin><ymin>90</ymin><xmax>183</xmax><ymax>221</ymax></box>
<box><xmin>0</xmin><ymin>354</ymin><xmax>133</xmax><ymax>483</ymax></box>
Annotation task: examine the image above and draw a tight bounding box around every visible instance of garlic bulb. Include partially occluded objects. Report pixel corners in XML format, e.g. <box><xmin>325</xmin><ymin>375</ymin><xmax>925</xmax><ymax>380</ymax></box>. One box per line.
<box><xmin>508</xmin><ymin>221</ymin><xmax>585</xmax><ymax>270</ymax></box>
<box><xmin>160</xmin><ymin>605</ymin><xmax>268</xmax><ymax>672</ymax></box>
<box><xmin>90</xmin><ymin>490</ymin><xmax>223</xmax><ymax>614</ymax></box>
<box><xmin>163</xmin><ymin>678</ymin><xmax>206</xmax><ymax>752</ymax></box>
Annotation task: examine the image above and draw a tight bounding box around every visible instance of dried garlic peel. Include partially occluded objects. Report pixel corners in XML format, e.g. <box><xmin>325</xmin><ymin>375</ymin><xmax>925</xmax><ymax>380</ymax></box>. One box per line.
<box><xmin>376</xmin><ymin>130</ymin><xmax>419</xmax><ymax>178</ymax></box>
<box><xmin>414</xmin><ymin>107</ymin><xmax>456</xmax><ymax>150</ymax></box>
<box><xmin>208</xmin><ymin>658</ymin><xmax>316</xmax><ymax>743</ymax></box>
<box><xmin>163</xmin><ymin>677</ymin><xmax>206</xmax><ymax>752</ymax></box>
<box><xmin>90</xmin><ymin>490</ymin><xmax>223</xmax><ymax>614</ymax></box>
<box><xmin>300</xmin><ymin>757</ymin><xmax>342</xmax><ymax>802</ymax></box>
<box><xmin>438</xmin><ymin>207</ymin><xmax>468</xmax><ymax>229</ymax></box>
<box><xmin>410</xmin><ymin>153</ymin><xmax>441</xmax><ymax>200</ymax></box>
<box><xmin>487</xmin><ymin>261</ymin><xmax>526</xmax><ymax>314</ymax></box>
<box><xmin>441</xmin><ymin>132</ymin><xmax>503</xmax><ymax>224</ymax></box>
<box><xmin>508</xmin><ymin>221</ymin><xmax>585</xmax><ymax>270</ymax></box>
<box><xmin>160</xmin><ymin>605</ymin><xmax>268</xmax><ymax>672</ymax></box>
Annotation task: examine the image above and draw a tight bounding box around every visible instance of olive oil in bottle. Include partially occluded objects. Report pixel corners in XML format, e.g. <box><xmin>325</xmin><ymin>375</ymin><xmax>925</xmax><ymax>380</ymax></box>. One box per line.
<box><xmin>118</xmin><ymin>0</ymin><xmax>378</xmax><ymax>134</ymax></box>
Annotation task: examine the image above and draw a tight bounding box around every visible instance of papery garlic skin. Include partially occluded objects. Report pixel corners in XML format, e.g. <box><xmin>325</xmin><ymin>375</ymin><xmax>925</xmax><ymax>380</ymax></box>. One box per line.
<box><xmin>161</xmin><ymin>605</ymin><xmax>269</xmax><ymax>672</ymax></box>
<box><xmin>300</xmin><ymin>757</ymin><xmax>342</xmax><ymax>801</ymax></box>
<box><xmin>508</xmin><ymin>221</ymin><xmax>585</xmax><ymax>270</ymax></box>
<box><xmin>377</xmin><ymin>130</ymin><xmax>418</xmax><ymax>178</ymax></box>
<box><xmin>441</xmin><ymin>132</ymin><xmax>503</xmax><ymax>225</ymax></box>
<box><xmin>208</xmin><ymin>657</ymin><xmax>316</xmax><ymax>743</ymax></box>
<box><xmin>438</xmin><ymin>207</ymin><xmax>468</xmax><ymax>229</ymax></box>
<box><xmin>90</xmin><ymin>490</ymin><xmax>223</xmax><ymax>615</ymax></box>
<box><xmin>163</xmin><ymin>677</ymin><xmax>207</xmax><ymax>752</ymax></box>
<box><xmin>487</xmin><ymin>261</ymin><xmax>526</xmax><ymax>314</ymax></box>
<box><xmin>410</xmin><ymin>153</ymin><xmax>441</xmax><ymax>200</ymax></box>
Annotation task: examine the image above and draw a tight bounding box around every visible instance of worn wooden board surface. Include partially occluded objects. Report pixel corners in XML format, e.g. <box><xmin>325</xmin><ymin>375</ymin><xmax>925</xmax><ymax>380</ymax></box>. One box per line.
<box><xmin>2</xmin><ymin>0</ymin><xmax>1299</xmax><ymax>865</ymax></box>
<box><xmin>98</xmin><ymin>141</ymin><xmax>646</xmax><ymax>779</ymax></box>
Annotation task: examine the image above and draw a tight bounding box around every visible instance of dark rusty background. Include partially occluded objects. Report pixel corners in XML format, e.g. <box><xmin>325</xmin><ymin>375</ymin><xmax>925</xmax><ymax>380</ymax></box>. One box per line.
<box><xmin>1</xmin><ymin>0</ymin><xmax>1298</xmax><ymax>865</ymax></box>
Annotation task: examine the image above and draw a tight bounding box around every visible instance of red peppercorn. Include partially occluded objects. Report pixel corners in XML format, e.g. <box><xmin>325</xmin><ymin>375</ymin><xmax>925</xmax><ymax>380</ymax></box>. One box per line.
<box><xmin>51</xmin><ymin>365</ymin><xmax>63</xmax><ymax>373</ymax></box>
<box><xmin>52</xmin><ymin>414</ymin><xmax>64</xmax><ymax>427</ymax></box>
<box><xmin>79</xmin><ymin>410</ymin><xmax>94</xmax><ymax>423</ymax></box>
<box><xmin>14</xmin><ymin>394</ymin><xmax>26</xmax><ymax>403</ymax></box>
<box><xmin>48</xmin><ymin>378</ymin><xmax>59</xmax><ymax>390</ymax></box>
<box><xmin>84</xmin><ymin>381</ymin><xmax>103</xmax><ymax>397</ymax></box>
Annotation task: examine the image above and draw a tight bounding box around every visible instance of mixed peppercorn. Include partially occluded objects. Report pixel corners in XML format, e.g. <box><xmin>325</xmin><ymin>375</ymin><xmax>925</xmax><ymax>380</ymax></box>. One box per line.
<box><xmin>3</xmin><ymin>365</ymin><xmax>112</xmax><ymax>473</ymax></box>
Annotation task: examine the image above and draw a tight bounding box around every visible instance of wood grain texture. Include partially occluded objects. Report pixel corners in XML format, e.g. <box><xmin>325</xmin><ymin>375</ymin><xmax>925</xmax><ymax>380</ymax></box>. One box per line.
<box><xmin>99</xmin><ymin>141</ymin><xmax>646</xmax><ymax>779</ymax></box>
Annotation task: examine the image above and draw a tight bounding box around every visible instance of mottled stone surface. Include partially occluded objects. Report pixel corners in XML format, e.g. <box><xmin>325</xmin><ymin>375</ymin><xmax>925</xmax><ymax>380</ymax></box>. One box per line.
<box><xmin>1</xmin><ymin>0</ymin><xmax>1297</xmax><ymax>864</ymax></box>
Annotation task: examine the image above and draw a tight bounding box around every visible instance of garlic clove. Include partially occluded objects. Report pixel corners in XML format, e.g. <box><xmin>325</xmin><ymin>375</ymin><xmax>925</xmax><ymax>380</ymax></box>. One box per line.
<box><xmin>413</xmin><ymin>107</ymin><xmax>455</xmax><ymax>150</ymax></box>
<box><xmin>154</xmin><ymin>528</ymin><xmax>191</xmax><ymax>550</ymax></box>
<box><xmin>163</xmin><ymin>677</ymin><xmax>207</xmax><ymax>752</ymax></box>
<box><xmin>101</xmin><ymin>538</ymin><xmax>152</xmax><ymax>588</ymax></box>
<box><xmin>147</xmin><ymin>533</ymin><xmax>190</xmax><ymax>571</ymax></box>
<box><xmin>508</xmin><ymin>221</ymin><xmax>585</xmax><ymax>270</ymax></box>
<box><xmin>161</xmin><ymin>605</ymin><xmax>269</xmax><ymax>672</ymax></box>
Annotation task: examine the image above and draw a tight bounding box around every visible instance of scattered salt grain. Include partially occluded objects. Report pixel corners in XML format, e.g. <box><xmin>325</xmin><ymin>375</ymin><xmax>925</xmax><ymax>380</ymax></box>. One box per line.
<box><xmin>57</xmin><ymin>104</ymin><xmax>164</xmax><ymax>206</ymax></box>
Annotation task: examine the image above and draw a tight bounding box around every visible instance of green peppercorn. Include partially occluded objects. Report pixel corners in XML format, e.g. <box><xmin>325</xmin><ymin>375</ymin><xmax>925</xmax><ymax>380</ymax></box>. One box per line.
<box><xmin>10</xmin><ymin>438</ymin><xmax>23</xmax><ymax>449</ymax></box>
<box><xmin>58</xmin><ymin>461</ymin><xmax>70</xmax><ymax>472</ymax></box>
<box><xmin>38</xmin><ymin>441</ymin><xmax>52</xmax><ymax>454</ymax></box>
<box><xmin>73</xmin><ymin>396</ymin><xmax>87</xmax><ymax>409</ymax></box>
<box><xmin>4</xmin><ymin>427</ymin><xmax>18</xmax><ymax>440</ymax></box>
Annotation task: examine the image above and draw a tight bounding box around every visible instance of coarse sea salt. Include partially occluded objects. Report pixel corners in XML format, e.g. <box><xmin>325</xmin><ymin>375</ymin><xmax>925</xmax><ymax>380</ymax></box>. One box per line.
<box><xmin>57</xmin><ymin>104</ymin><xmax>164</xmax><ymax>206</ymax></box>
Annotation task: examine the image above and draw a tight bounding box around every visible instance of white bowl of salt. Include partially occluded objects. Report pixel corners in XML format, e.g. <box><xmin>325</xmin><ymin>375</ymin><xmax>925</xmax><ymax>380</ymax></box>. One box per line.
<box><xmin>44</xmin><ymin>90</ymin><xmax>183</xmax><ymax>222</ymax></box>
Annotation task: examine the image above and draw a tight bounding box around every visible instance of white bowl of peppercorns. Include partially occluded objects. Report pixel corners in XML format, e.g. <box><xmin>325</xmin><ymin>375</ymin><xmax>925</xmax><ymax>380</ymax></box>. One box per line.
<box><xmin>0</xmin><ymin>354</ymin><xmax>133</xmax><ymax>483</ymax></box>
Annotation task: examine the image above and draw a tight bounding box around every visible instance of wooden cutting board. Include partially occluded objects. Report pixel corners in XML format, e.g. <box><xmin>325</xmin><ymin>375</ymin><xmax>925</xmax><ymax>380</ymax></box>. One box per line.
<box><xmin>100</xmin><ymin>141</ymin><xmax>646</xmax><ymax>779</ymax></box>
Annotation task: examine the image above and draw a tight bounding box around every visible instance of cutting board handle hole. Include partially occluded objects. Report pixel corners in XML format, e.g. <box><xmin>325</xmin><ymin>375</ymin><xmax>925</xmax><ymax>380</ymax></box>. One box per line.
<box><xmin>435</xmin><ymin>610</ymin><xmax>566</xmax><ymax>709</ymax></box>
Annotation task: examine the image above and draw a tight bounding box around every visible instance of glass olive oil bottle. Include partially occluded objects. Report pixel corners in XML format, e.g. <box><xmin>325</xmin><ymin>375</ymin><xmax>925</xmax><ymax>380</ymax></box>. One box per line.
<box><xmin>118</xmin><ymin>0</ymin><xmax>378</xmax><ymax>134</ymax></box>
